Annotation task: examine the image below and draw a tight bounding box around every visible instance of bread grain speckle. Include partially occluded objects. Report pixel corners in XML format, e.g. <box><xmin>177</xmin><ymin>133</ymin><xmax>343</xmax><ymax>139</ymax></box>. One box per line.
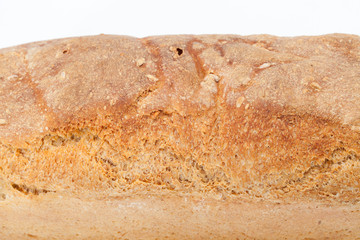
<box><xmin>146</xmin><ymin>74</ymin><xmax>159</xmax><ymax>82</ymax></box>
<box><xmin>236</xmin><ymin>96</ymin><xmax>245</xmax><ymax>108</ymax></box>
<box><xmin>136</xmin><ymin>57</ymin><xmax>146</xmax><ymax>67</ymax></box>
<box><xmin>258</xmin><ymin>62</ymin><xmax>272</xmax><ymax>69</ymax></box>
<box><xmin>310</xmin><ymin>81</ymin><xmax>322</xmax><ymax>90</ymax></box>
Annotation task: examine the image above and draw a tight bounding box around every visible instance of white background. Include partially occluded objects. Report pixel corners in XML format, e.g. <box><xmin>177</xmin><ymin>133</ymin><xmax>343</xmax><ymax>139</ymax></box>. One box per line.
<box><xmin>0</xmin><ymin>0</ymin><xmax>359</xmax><ymax>48</ymax></box>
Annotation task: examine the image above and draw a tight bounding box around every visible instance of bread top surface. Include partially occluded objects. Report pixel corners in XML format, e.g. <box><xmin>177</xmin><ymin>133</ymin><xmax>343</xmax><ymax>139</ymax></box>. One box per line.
<box><xmin>0</xmin><ymin>34</ymin><xmax>359</xmax><ymax>202</ymax></box>
<box><xmin>1</xmin><ymin>34</ymin><xmax>360</xmax><ymax>141</ymax></box>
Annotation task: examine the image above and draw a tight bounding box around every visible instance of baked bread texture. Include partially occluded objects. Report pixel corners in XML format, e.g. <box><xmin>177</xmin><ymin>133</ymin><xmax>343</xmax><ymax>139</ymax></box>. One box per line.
<box><xmin>0</xmin><ymin>34</ymin><xmax>360</xmax><ymax>239</ymax></box>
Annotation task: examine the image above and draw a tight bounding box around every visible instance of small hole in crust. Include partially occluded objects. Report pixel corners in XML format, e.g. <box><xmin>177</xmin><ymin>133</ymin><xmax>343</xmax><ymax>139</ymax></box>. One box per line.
<box><xmin>62</xmin><ymin>50</ymin><xmax>68</xmax><ymax>54</ymax></box>
<box><xmin>176</xmin><ymin>48</ymin><xmax>183</xmax><ymax>56</ymax></box>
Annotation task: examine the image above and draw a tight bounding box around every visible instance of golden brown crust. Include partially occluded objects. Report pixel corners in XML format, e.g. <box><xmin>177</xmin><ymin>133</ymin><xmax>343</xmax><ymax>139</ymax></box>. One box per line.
<box><xmin>0</xmin><ymin>34</ymin><xmax>360</xmax><ymax>238</ymax></box>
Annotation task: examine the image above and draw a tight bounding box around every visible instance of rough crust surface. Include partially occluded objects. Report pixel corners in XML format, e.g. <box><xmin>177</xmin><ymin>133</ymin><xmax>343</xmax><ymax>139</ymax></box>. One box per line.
<box><xmin>0</xmin><ymin>34</ymin><xmax>360</xmax><ymax>239</ymax></box>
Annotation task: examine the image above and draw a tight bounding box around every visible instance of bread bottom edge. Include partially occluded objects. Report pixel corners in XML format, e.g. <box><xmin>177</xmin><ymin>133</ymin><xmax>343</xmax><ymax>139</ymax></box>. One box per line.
<box><xmin>0</xmin><ymin>192</ymin><xmax>359</xmax><ymax>239</ymax></box>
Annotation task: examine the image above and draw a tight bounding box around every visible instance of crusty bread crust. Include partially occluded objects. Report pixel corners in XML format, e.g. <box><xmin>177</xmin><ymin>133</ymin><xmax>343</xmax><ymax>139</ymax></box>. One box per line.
<box><xmin>0</xmin><ymin>34</ymin><xmax>360</xmax><ymax>238</ymax></box>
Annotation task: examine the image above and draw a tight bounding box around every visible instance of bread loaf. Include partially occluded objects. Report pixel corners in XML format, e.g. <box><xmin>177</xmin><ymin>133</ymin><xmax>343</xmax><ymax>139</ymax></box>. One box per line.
<box><xmin>0</xmin><ymin>34</ymin><xmax>360</xmax><ymax>239</ymax></box>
